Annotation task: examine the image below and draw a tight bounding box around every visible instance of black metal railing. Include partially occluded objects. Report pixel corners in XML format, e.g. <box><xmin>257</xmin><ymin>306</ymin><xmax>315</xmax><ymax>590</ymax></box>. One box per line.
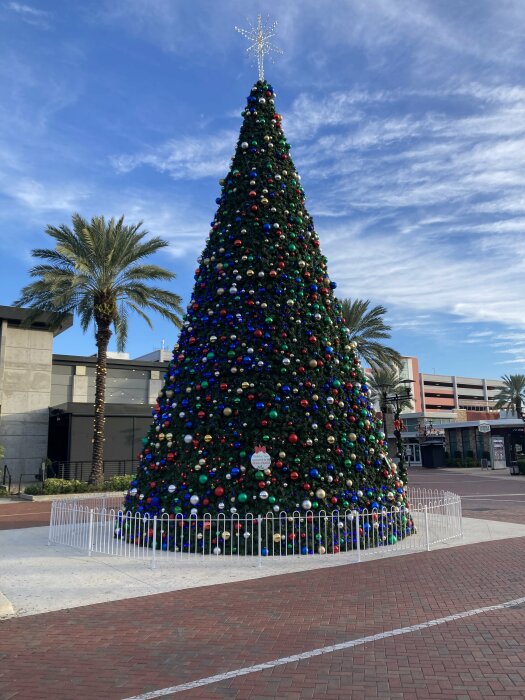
<box><xmin>18</xmin><ymin>472</ymin><xmax>42</xmax><ymax>494</ymax></box>
<box><xmin>48</xmin><ymin>460</ymin><xmax>136</xmax><ymax>482</ymax></box>
<box><xmin>2</xmin><ymin>464</ymin><xmax>12</xmax><ymax>494</ymax></box>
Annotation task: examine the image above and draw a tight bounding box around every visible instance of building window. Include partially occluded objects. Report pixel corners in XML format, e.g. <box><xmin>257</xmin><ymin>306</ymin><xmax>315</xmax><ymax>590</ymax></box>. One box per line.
<box><xmin>424</xmin><ymin>381</ymin><xmax>453</xmax><ymax>387</ymax></box>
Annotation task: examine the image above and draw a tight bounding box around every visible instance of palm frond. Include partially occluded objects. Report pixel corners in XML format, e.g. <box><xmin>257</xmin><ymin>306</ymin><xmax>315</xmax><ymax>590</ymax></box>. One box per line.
<box><xmin>338</xmin><ymin>297</ymin><xmax>401</xmax><ymax>369</ymax></box>
<box><xmin>15</xmin><ymin>214</ymin><xmax>183</xmax><ymax>347</ymax></box>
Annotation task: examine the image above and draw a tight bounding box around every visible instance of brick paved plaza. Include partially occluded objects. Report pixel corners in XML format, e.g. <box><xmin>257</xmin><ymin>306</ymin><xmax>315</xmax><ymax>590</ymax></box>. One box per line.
<box><xmin>1</xmin><ymin>468</ymin><xmax>524</xmax><ymax>699</ymax></box>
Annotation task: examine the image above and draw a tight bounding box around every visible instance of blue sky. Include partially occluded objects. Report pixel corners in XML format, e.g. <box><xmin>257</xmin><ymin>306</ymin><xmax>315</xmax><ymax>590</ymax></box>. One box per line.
<box><xmin>1</xmin><ymin>0</ymin><xmax>525</xmax><ymax>379</ymax></box>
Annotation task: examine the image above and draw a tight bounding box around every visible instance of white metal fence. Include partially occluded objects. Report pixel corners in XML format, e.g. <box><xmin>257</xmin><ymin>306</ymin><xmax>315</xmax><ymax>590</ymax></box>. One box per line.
<box><xmin>48</xmin><ymin>488</ymin><xmax>462</xmax><ymax>567</ymax></box>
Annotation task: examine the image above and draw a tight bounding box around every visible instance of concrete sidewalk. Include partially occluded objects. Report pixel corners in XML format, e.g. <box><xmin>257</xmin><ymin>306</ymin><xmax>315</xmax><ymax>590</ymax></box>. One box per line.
<box><xmin>1</xmin><ymin>516</ymin><xmax>525</xmax><ymax>619</ymax></box>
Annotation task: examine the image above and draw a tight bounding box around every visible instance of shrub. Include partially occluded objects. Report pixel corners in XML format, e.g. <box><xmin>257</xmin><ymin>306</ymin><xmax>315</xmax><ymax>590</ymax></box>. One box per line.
<box><xmin>103</xmin><ymin>475</ymin><xmax>133</xmax><ymax>491</ymax></box>
<box><xmin>24</xmin><ymin>475</ymin><xmax>134</xmax><ymax>496</ymax></box>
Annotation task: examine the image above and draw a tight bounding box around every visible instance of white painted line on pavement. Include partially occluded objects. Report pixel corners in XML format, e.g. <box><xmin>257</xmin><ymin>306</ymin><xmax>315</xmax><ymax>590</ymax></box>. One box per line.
<box><xmin>462</xmin><ymin>498</ymin><xmax>525</xmax><ymax>503</ymax></box>
<box><xmin>461</xmin><ymin>494</ymin><xmax>525</xmax><ymax>498</ymax></box>
<box><xmin>120</xmin><ymin>595</ymin><xmax>525</xmax><ymax>700</ymax></box>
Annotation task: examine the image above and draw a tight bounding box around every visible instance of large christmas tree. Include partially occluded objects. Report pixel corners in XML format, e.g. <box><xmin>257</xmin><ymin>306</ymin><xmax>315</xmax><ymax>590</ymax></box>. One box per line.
<box><xmin>124</xmin><ymin>78</ymin><xmax>412</xmax><ymax>554</ymax></box>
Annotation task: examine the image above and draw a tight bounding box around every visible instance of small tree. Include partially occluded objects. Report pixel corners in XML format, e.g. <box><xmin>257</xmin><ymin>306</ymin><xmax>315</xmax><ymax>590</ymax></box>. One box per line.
<box><xmin>494</xmin><ymin>374</ymin><xmax>525</xmax><ymax>418</ymax></box>
<box><xmin>339</xmin><ymin>298</ymin><xmax>402</xmax><ymax>370</ymax></box>
<box><xmin>366</xmin><ymin>365</ymin><xmax>413</xmax><ymax>414</ymax></box>
<box><xmin>15</xmin><ymin>214</ymin><xmax>183</xmax><ymax>485</ymax></box>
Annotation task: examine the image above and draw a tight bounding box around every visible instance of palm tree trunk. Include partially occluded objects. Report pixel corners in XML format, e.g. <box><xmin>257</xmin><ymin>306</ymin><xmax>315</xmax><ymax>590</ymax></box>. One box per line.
<box><xmin>88</xmin><ymin>320</ymin><xmax>112</xmax><ymax>485</ymax></box>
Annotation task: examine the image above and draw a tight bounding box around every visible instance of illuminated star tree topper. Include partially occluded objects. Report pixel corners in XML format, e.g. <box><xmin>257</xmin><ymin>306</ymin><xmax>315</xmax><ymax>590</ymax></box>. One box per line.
<box><xmin>235</xmin><ymin>14</ymin><xmax>283</xmax><ymax>81</ymax></box>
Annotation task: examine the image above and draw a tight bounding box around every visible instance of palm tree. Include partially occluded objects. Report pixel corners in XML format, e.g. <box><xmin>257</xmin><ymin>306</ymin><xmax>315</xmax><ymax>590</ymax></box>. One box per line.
<box><xmin>366</xmin><ymin>365</ymin><xmax>413</xmax><ymax>415</ymax></box>
<box><xmin>494</xmin><ymin>374</ymin><xmax>525</xmax><ymax>418</ymax></box>
<box><xmin>338</xmin><ymin>298</ymin><xmax>402</xmax><ymax>369</ymax></box>
<box><xmin>15</xmin><ymin>214</ymin><xmax>183</xmax><ymax>485</ymax></box>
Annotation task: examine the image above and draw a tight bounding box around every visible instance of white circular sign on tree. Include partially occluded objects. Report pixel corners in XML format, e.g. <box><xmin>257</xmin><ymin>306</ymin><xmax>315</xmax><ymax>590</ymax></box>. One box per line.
<box><xmin>251</xmin><ymin>449</ymin><xmax>272</xmax><ymax>470</ymax></box>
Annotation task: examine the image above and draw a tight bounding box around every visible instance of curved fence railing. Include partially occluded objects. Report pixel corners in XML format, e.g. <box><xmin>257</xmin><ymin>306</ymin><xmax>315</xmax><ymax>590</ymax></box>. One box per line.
<box><xmin>48</xmin><ymin>488</ymin><xmax>462</xmax><ymax>567</ymax></box>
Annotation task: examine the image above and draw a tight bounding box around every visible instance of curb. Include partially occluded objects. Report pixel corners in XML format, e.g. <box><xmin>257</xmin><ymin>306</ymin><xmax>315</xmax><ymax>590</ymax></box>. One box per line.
<box><xmin>0</xmin><ymin>591</ymin><xmax>14</xmax><ymax>618</ymax></box>
<box><xmin>17</xmin><ymin>491</ymin><xmax>126</xmax><ymax>503</ymax></box>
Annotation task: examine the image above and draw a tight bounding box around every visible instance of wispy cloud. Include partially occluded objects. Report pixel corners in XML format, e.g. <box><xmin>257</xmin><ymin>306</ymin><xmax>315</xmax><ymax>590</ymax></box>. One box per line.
<box><xmin>112</xmin><ymin>132</ymin><xmax>235</xmax><ymax>180</ymax></box>
<box><xmin>5</xmin><ymin>2</ymin><xmax>50</xmax><ymax>28</ymax></box>
<box><xmin>2</xmin><ymin>178</ymin><xmax>89</xmax><ymax>212</ymax></box>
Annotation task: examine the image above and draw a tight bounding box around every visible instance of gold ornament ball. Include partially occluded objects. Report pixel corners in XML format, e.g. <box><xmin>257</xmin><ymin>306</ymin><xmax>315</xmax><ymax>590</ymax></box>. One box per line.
<box><xmin>309</xmin><ymin>359</ymin><xmax>318</xmax><ymax>368</ymax></box>
<box><xmin>204</xmin><ymin>434</ymin><xmax>213</xmax><ymax>443</ymax></box>
<box><xmin>327</xmin><ymin>436</ymin><xmax>336</xmax><ymax>444</ymax></box>
<box><xmin>318</xmin><ymin>546</ymin><xmax>326</xmax><ymax>554</ymax></box>
<box><xmin>222</xmin><ymin>531</ymin><xmax>231</xmax><ymax>540</ymax></box>
<box><xmin>349</xmin><ymin>432</ymin><xmax>357</xmax><ymax>442</ymax></box>
<box><xmin>223</xmin><ymin>407</ymin><xmax>232</xmax><ymax>416</ymax></box>
<box><xmin>315</xmin><ymin>488</ymin><xmax>326</xmax><ymax>499</ymax></box>
<box><xmin>273</xmin><ymin>533</ymin><xmax>282</xmax><ymax>543</ymax></box>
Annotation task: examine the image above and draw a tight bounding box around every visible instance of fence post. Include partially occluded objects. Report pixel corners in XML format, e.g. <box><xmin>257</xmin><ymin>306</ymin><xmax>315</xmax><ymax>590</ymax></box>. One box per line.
<box><xmin>151</xmin><ymin>515</ymin><xmax>158</xmax><ymax>570</ymax></box>
<box><xmin>47</xmin><ymin>501</ymin><xmax>54</xmax><ymax>546</ymax></box>
<box><xmin>257</xmin><ymin>514</ymin><xmax>262</xmax><ymax>568</ymax></box>
<box><xmin>424</xmin><ymin>505</ymin><xmax>430</xmax><ymax>552</ymax></box>
<box><xmin>356</xmin><ymin>512</ymin><xmax>361</xmax><ymax>563</ymax></box>
<box><xmin>87</xmin><ymin>508</ymin><xmax>94</xmax><ymax>557</ymax></box>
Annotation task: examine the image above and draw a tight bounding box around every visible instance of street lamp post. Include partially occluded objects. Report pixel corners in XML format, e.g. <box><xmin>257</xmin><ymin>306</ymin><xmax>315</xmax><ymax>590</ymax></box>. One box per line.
<box><xmin>378</xmin><ymin>380</ymin><xmax>414</xmax><ymax>484</ymax></box>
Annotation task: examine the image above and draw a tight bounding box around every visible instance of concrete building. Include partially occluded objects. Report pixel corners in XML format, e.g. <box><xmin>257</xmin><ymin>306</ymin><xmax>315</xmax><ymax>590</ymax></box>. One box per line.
<box><xmin>0</xmin><ymin>306</ymin><xmax>72</xmax><ymax>486</ymax></box>
<box><xmin>0</xmin><ymin>305</ymin><xmax>170</xmax><ymax>488</ymax></box>
<box><xmin>418</xmin><ymin>372</ymin><xmax>506</xmax><ymax>414</ymax></box>
<box><xmin>371</xmin><ymin>358</ymin><xmax>508</xmax><ymax>468</ymax></box>
<box><xmin>440</xmin><ymin>418</ymin><xmax>525</xmax><ymax>468</ymax></box>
